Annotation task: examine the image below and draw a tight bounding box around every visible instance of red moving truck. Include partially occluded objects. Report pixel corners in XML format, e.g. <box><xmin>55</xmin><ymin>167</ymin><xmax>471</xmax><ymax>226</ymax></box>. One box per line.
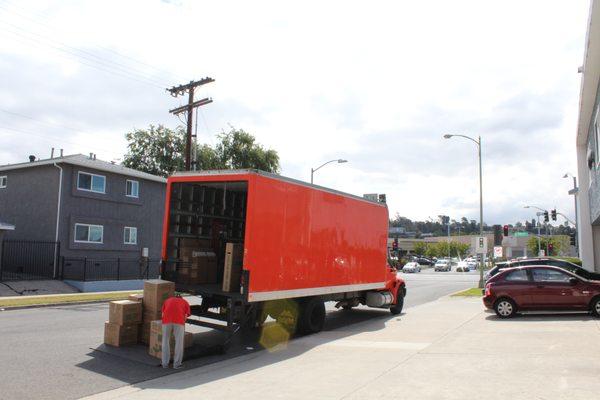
<box><xmin>160</xmin><ymin>170</ymin><xmax>405</xmax><ymax>342</ymax></box>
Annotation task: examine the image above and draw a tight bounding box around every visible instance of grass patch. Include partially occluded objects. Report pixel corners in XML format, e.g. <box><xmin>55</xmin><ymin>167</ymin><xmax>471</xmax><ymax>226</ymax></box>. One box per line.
<box><xmin>0</xmin><ymin>290</ymin><xmax>142</xmax><ymax>308</ymax></box>
<box><xmin>452</xmin><ymin>288</ymin><xmax>483</xmax><ymax>297</ymax></box>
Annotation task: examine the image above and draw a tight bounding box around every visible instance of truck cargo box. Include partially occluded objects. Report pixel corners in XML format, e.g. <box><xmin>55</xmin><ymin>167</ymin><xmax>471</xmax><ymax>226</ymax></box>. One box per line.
<box><xmin>161</xmin><ymin>170</ymin><xmax>389</xmax><ymax>303</ymax></box>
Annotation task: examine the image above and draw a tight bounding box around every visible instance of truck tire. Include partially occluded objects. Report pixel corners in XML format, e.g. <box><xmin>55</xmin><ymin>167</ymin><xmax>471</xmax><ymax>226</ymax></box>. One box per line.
<box><xmin>297</xmin><ymin>297</ymin><xmax>326</xmax><ymax>335</ymax></box>
<box><xmin>390</xmin><ymin>285</ymin><xmax>405</xmax><ymax>315</ymax></box>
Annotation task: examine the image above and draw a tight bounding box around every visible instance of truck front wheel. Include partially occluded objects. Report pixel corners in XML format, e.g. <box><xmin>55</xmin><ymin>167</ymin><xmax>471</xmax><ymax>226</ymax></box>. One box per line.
<box><xmin>297</xmin><ymin>297</ymin><xmax>326</xmax><ymax>335</ymax></box>
<box><xmin>390</xmin><ymin>285</ymin><xmax>405</xmax><ymax>315</ymax></box>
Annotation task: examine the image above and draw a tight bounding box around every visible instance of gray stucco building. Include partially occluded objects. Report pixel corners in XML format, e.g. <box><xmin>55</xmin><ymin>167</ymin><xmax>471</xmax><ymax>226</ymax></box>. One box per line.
<box><xmin>576</xmin><ymin>0</ymin><xmax>600</xmax><ymax>271</ymax></box>
<box><xmin>0</xmin><ymin>153</ymin><xmax>166</xmax><ymax>280</ymax></box>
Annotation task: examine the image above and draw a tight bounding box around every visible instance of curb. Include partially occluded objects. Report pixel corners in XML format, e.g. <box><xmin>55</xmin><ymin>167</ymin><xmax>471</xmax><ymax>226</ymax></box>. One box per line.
<box><xmin>0</xmin><ymin>298</ymin><xmax>125</xmax><ymax>311</ymax></box>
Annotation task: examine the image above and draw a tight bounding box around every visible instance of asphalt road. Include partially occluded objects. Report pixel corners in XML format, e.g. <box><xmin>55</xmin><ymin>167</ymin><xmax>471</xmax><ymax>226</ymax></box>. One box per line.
<box><xmin>0</xmin><ymin>270</ymin><xmax>478</xmax><ymax>400</ymax></box>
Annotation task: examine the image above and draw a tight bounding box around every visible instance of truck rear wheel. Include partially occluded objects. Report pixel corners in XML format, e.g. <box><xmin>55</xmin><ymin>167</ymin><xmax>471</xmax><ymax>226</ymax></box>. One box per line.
<box><xmin>297</xmin><ymin>297</ymin><xmax>326</xmax><ymax>335</ymax></box>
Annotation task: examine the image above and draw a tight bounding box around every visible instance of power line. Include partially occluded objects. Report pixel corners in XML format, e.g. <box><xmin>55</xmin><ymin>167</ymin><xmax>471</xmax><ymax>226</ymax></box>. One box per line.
<box><xmin>0</xmin><ymin>20</ymin><xmax>169</xmax><ymax>89</ymax></box>
<box><xmin>0</xmin><ymin>107</ymin><xmax>85</xmax><ymax>133</ymax></box>
<box><xmin>0</xmin><ymin>124</ymin><xmax>119</xmax><ymax>154</ymax></box>
<box><xmin>0</xmin><ymin>0</ymin><xmax>188</xmax><ymax>80</ymax></box>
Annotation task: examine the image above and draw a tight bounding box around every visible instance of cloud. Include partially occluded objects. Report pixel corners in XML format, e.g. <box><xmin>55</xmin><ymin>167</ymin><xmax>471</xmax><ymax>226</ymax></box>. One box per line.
<box><xmin>0</xmin><ymin>0</ymin><xmax>589</xmax><ymax>226</ymax></box>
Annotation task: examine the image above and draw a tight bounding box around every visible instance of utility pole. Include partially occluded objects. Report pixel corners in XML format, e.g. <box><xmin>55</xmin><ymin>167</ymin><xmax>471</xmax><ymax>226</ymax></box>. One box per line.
<box><xmin>167</xmin><ymin>77</ymin><xmax>214</xmax><ymax>171</ymax></box>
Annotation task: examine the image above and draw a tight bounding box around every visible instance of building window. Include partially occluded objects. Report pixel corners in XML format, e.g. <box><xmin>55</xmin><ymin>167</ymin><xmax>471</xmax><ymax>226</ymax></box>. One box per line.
<box><xmin>126</xmin><ymin>180</ymin><xmax>139</xmax><ymax>198</ymax></box>
<box><xmin>74</xmin><ymin>223</ymin><xmax>103</xmax><ymax>243</ymax></box>
<box><xmin>124</xmin><ymin>226</ymin><xmax>137</xmax><ymax>245</ymax></box>
<box><xmin>77</xmin><ymin>172</ymin><xmax>106</xmax><ymax>193</ymax></box>
<box><xmin>0</xmin><ymin>176</ymin><xmax>6</xmax><ymax>188</ymax></box>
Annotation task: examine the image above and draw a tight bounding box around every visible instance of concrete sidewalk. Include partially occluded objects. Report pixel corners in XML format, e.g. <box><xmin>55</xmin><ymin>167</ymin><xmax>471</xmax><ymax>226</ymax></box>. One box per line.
<box><xmin>82</xmin><ymin>297</ymin><xmax>600</xmax><ymax>400</ymax></box>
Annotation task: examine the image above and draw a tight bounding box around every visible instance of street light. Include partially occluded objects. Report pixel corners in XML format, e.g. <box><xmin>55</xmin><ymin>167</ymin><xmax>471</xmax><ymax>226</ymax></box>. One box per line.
<box><xmin>443</xmin><ymin>133</ymin><xmax>484</xmax><ymax>288</ymax></box>
<box><xmin>563</xmin><ymin>172</ymin><xmax>579</xmax><ymax>257</ymax></box>
<box><xmin>311</xmin><ymin>159</ymin><xmax>348</xmax><ymax>184</ymax></box>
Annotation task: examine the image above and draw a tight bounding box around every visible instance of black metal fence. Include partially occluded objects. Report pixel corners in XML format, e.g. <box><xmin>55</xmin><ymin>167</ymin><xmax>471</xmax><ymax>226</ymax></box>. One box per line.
<box><xmin>0</xmin><ymin>240</ymin><xmax>60</xmax><ymax>281</ymax></box>
<box><xmin>60</xmin><ymin>257</ymin><xmax>160</xmax><ymax>281</ymax></box>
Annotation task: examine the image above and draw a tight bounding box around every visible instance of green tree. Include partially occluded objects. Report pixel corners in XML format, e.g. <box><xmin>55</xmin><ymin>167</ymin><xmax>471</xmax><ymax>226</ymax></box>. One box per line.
<box><xmin>215</xmin><ymin>128</ymin><xmax>280</xmax><ymax>172</ymax></box>
<box><xmin>527</xmin><ymin>236</ymin><xmax>563</xmax><ymax>256</ymax></box>
<box><xmin>123</xmin><ymin>125</ymin><xmax>185</xmax><ymax>177</ymax></box>
<box><xmin>123</xmin><ymin>125</ymin><xmax>280</xmax><ymax>177</ymax></box>
<box><xmin>413</xmin><ymin>242</ymin><xmax>428</xmax><ymax>256</ymax></box>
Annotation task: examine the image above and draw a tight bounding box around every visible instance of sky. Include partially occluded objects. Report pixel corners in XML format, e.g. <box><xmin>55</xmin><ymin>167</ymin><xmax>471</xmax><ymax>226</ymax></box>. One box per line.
<box><xmin>0</xmin><ymin>0</ymin><xmax>591</xmax><ymax>226</ymax></box>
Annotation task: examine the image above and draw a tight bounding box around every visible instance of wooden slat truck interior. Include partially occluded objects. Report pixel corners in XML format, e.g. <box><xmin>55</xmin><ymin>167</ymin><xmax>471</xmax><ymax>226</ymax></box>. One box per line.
<box><xmin>160</xmin><ymin>170</ymin><xmax>405</xmax><ymax>348</ymax></box>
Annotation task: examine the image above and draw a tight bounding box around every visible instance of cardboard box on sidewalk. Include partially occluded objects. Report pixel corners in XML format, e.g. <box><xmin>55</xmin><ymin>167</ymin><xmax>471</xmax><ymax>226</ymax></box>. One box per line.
<box><xmin>104</xmin><ymin>322</ymin><xmax>138</xmax><ymax>347</ymax></box>
<box><xmin>108</xmin><ymin>300</ymin><xmax>142</xmax><ymax>325</ymax></box>
<box><xmin>143</xmin><ymin>308</ymin><xmax>162</xmax><ymax>322</ymax></box>
<box><xmin>143</xmin><ymin>279</ymin><xmax>175</xmax><ymax>312</ymax></box>
<box><xmin>148</xmin><ymin>320</ymin><xmax>193</xmax><ymax>359</ymax></box>
<box><xmin>139</xmin><ymin>322</ymin><xmax>152</xmax><ymax>344</ymax></box>
<box><xmin>223</xmin><ymin>243</ymin><xmax>244</xmax><ymax>292</ymax></box>
<box><xmin>128</xmin><ymin>293</ymin><xmax>143</xmax><ymax>302</ymax></box>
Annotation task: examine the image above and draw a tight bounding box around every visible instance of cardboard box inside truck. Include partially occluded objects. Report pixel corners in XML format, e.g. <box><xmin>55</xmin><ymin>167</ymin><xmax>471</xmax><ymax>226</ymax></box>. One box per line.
<box><xmin>108</xmin><ymin>300</ymin><xmax>142</xmax><ymax>325</ymax></box>
<box><xmin>104</xmin><ymin>322</ymin><xmax>138</xmax><ymax>347</ymax></box>
<box><xmin>147</xmin><ymin>320</ymin><xmax>193</xmax><ymax>358</ymax></box>
<box><xmin>143</xmin><ymin>279</ymin><xmax>175</xmax><ymax>313</ymax></box>
<box><xmin>223</xmin><ymin>242</ymin><xmax>244</xmax><ymax>292</ymax></box>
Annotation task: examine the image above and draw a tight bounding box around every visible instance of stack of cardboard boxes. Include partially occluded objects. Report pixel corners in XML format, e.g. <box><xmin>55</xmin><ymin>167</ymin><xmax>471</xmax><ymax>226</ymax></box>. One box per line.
<box><xmin>104</xmin><ymin>279</ymin><xmax>174</xmax><ymax>348</ymax></box>
<box><xmin>104</xmin><ymin>300</ymin><xmax>142</xmax><ymax>347</ymax></box>
<box><xmin>148</xmin><ymin>320</ymin><xmax>194</xmax><ymax>359</ymax></box>
<box><xmin>178</xmin><ymin>238</ymin><xmax>219</xmax><ymax>285</ymax></box>
<box><xmin>139</xmin><ymin>279</ymin><xmax>175</xmax><ymax>344</ymax></box>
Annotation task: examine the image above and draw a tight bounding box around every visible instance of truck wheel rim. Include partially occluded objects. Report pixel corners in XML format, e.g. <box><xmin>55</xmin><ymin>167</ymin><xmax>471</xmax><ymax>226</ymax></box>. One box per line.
<box><xmin>497</xmin><ymin>301</ymin><xmax>512</xmax><ymax>316</ymax></box>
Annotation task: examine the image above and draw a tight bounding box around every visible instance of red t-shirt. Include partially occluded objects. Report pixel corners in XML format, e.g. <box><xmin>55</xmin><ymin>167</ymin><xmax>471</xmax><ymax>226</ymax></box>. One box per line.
<box><xmin>162</xmin><ymin>296</ymin><xmax>190</xmax><ymax>325</ymax></box>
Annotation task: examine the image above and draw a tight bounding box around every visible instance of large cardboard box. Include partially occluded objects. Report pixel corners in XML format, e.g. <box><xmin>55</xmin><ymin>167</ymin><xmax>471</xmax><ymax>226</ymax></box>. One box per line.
<box><xmin>143</xmin><ymin>279</ymin><xmax>175</xmax><ymax>312</ymax></box>
<box><xmin>109</xmin><ymin>300</ymin><xmax>142</xmax><ymax>325</ymax></box>
<box><xmin>104</xmin><ymin>322</ymin><xmax>138</xmax><ymax>347</ymax></box>
<box><xmin>179</xmin><ymin>238</ymin><xmax>212</xmax><ymax>259</ymax></box>
<box><xmin>223</xmin><ymin>243</ymin><xmax>244</xmax><ymax>292</ymax></box>
<box><xmin>143</xmin><ymin>308</ymin><xmax>162</xmax><ymax>322</ymax></box>
<box><xmin>139</xmin><ymin>322</ymin><xmax>152</xmax><ymax>344</ymax></box>
<box><xmin>148</xmin><ymin>320</ymin><xmax>194</xmax><ymax>359</ymax></box>
<box><xmin>128</xmin><ymin>293</ymin><xmax>143</xmax><ymax>302</ymax></box>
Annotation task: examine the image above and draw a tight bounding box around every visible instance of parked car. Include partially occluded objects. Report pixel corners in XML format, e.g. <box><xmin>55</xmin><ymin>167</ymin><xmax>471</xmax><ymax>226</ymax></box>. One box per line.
<box><xmin>485</xmin><ymin>258</ymin><xmax>600</xmax><ymax>282</ymax></box>
<box><xmin>455</xmin><ymin>261</ymin><xmax>470</xmax><ymax>272</ymax></box>
<box><xmin>434</xmin><ymin>260</ymin><xmax>451</xmax><ymax>272</ymax></box>
<box><xmin>467</xmin><ymin>260</ymin><xmax>478</xmax><ymax>270</ymax></box>
<box><xmin>483</xmin><ymin>265</ymin><xmax>600</xmax><ymax>318</ymax></box>
<box><xmin>402</xmin><ymin>262</ymin><xmax>421</xmax><ymax>273</ymax></box>
<box><xmin>414</xmin><ymin>257</ymin><xmax>433</xmax><ymax>266</ymax></box>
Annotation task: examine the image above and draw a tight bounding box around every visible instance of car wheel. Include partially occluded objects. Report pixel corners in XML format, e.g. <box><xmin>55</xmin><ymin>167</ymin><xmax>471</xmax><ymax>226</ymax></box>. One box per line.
<box><xmin>590</xmin><ymin>297</ymin><xmax>600</xmax><ymax>317</ymax></box>
<box><xmin>494</xmin><ymin>298</ymin><xmax>517</xmax><ymax>318</ymax></box>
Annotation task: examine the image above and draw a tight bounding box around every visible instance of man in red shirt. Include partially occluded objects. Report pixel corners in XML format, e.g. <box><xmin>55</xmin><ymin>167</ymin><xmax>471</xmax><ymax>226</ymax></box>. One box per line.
<box><xmin>161</xmin><ymin>293</ymin><xmax>191</xmax><ymax>369</ymax></box>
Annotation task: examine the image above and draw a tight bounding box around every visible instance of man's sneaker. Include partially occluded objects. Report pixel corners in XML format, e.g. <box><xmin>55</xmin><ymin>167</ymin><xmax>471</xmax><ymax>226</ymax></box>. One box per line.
<box><xmin>173</xmin><ymin>364</ymin><xmax>183</xmax><ymax>370</ymax></box>
<box><xmin>161</xmin><ymin>365</ymin><xmax>169</xmax><ymax>369</ymax></box>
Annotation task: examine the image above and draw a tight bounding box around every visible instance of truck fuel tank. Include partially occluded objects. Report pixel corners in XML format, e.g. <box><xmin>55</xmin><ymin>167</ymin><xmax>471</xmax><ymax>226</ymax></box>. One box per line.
<box><xmin>366</xmin><ymin>291</ymin><xmax>393</xmax><ymax>308</ymax></box>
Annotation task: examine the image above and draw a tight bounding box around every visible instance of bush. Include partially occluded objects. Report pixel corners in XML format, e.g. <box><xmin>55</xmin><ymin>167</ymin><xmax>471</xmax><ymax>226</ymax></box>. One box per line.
<box><xmin>555</xmin><ymin>257</ymin><xmax>582</xmax><ymax>266</ymax></box>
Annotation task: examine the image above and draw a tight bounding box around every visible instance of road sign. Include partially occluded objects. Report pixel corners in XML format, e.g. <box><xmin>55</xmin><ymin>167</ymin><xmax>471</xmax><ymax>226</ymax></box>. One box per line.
<box><xmin>514</xmin><ymin>232</ymin><xmax>529</xmax><ymax>237</ymax></box>
<box><xmin>493</xmin><ymin>246</ymin><xmax>503</xmax><ymax>258</ymax></box>
<box><xmin>474</xmin><ymin>236</ymin><xmax>488</xmax><ymax>254</ymax></box>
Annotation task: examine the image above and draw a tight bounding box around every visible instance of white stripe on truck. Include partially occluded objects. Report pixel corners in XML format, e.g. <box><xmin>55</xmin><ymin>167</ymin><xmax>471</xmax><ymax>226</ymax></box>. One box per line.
<box><xmin>248</xmin><ymin>282</ymin><xmax>387</xmax><ymax>302</ymax></box>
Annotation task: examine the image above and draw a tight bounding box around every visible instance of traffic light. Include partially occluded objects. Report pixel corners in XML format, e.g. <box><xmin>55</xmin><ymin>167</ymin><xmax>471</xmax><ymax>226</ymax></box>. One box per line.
<box><xmin>503</xmin><ymin>225</ymin><xmax>509</xmax><ymax>237</ymax></box>
<box><xmin>543</xmin><ymin>211</ymin><xmax>549</xmax><ymax>223</ymax></box>
<box><xmin>570</xmin><ymin>232</ymin><xmax>576</xmax><ymax>246</ymax></box>
<box><xmin>393</xmin><ymin>238</ymin><xmax>398</xmax><ymax>250</ymax></box>
<box><xmin>548</xmin><ymin>243</ymin><xmax>554</xmax><ymax>255</ymax></box>
<box><xmin>551</xmin><ymin>209</ymin><xmax>557</xmax><ymax>221</ymax></box>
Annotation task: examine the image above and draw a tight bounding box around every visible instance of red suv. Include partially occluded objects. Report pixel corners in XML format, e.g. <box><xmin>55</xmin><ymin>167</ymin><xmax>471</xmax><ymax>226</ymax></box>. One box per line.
<box><xmin>483</xmin><ymin>265</ymin><xmax>600</xmax><ymax>318</ymax></box>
